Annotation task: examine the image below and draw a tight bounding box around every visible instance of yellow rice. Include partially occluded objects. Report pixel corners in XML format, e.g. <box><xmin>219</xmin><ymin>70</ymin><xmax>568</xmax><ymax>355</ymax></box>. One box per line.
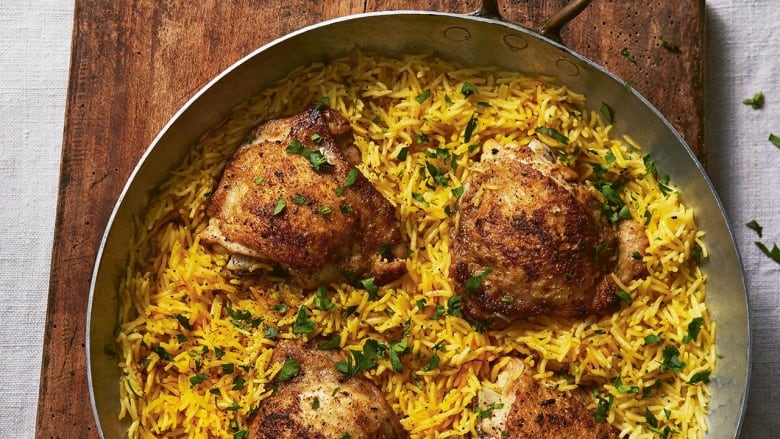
<box><xmin>115</xmin><ymin>51</ymin><xmax>715</xmax><ymax>438</ymax></box>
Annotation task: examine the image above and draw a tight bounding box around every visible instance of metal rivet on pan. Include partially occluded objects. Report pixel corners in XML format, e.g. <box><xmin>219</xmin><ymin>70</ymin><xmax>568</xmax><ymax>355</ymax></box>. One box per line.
<box><xmin>555</xmin><ymin>58</ymin><xmax>580</xmax><ymax>76</ymax></box>
<box><xmin>444</xmin><ymin>26</ymin><xmax>471</xmax><ymax>41</ymax></box>
<box><xmin>502</xmin><ymin>34</ymin><xmax>528</xmax><ymax>51</ymax></box>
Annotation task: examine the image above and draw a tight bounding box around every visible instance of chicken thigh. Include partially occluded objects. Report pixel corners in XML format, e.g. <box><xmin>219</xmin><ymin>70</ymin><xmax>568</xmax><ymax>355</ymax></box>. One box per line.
<box><xmin>249</xmin><ymin>341</ymin><xmax>407</xmax><ymax>439</ymax></box>
<box><xmin>476</xmin><ymin>358</ymin><xmax>621</xmax><ymax>439</ymax></box>
<box><xmin>450</xmin><ymin>139</ymin><xmax>648</xmax><ymax>327</ymax></box>
<box><xmin>201</xmin><ymin>105</ymin><xmax>406</xmax><ymax>288</ymax></box>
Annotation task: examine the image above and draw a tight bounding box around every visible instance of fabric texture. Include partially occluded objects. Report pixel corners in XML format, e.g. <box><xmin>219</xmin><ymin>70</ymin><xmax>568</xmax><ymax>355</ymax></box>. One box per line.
<box><xmin>0</xmin><ymin>0</ymin><xmax>777</xmax><ymax>437</ymax></box>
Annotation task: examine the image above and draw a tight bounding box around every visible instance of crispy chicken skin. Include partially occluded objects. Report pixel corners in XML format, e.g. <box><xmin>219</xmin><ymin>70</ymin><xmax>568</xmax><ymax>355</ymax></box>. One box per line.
<box><xmin>450</xmin><ymin>139</ymin><xmax>648</xmax><ymax>327</ymax></box>
<box><xmin>476</xmin><ymin>358</ymin><xmax>621</xmax><ymax>439</ymax></box>
<box><xmin>200</xmin><ymin>105</ymin><xmax>406</xmax><ymax>288</ymax></box>
<box><xmin>249</xmin><ymin>341</ymin><xmax>407</xmax><ymax>439</ymax></box>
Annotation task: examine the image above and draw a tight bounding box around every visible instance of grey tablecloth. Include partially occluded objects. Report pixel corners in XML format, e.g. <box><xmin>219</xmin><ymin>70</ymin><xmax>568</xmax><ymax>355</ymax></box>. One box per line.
<box><xmin>1</xmin><ymin>0</ymin><xmax>777</xmax><ymax>437</ymax></box>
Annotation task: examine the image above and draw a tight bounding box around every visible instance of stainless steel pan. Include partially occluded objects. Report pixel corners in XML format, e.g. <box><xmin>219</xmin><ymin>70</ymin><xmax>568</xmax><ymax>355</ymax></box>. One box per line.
<box><xmin>88</xmin><ymin>2</ymin><xmax>750</xmax><ymax>437</ymax></box>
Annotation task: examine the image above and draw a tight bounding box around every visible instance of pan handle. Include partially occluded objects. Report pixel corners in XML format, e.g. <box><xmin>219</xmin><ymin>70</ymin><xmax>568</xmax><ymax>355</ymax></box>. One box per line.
<box><xmin>475</xmin><ymin>0</ymin><xmax>593</xmax><ymax>43</ymax></box>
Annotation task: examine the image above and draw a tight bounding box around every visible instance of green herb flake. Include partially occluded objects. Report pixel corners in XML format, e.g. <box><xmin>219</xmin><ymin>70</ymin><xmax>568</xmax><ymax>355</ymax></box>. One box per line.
<box><xmin>396</xmin><ymin>146</ymin><xmax>410</xmax><ymax>161</ymax></box>
<box><xmin>620</xmin><ymin>47</ymin><xmax>637</xmax><ymax>64</ymax></box>
<box><xmin>755</xmin><ymin>241</ymin><xmax>780</xmax><ymax>264</ymax></box>
<box><xmin>632</xmin><ymin>251</ymin><xmax>643</xmax><ymax>260</ymax></box>
<box><xmin>535</xmin><ymin>127</ymin><xmax>569</xmax><ymax>144</ymax></box>
<box><xmin>688</xmin><ymin>370</ymin><xmax>711</xmax><ymax>385</ymax></box>
<box><xmin>742</xmin><ymin>92</ymin><xmax>764</xmax><ymax>109</ymax></box>
<box><xmin>311</xmin><ymin>133</ymin><xmax>323</xmax><ymax>143</ymax></box>
<box><xmin>292</xmin><ymin>306</ymin><xmax>315</xmax><ymax>335</ymax></box>
<box><xmin>222</xmin><ymin>363</ymin><xmax>235</xmax><ymax>374</ymax></box>
<box><xmin>314</xmin><ymin>285</ymin><xmax>337</xmax><ymax>311</ymax></box>
<box><xmin>263</xmin><ymin>327</ymin><xmax>279</xmax><ymax>339</ymax></box>
<box><xmin>614</xmin><ymin>376</ymin><xmax>639</xmax><ymax>394</ymax></box>
<box><xmin>234</xmin><ymin>431</ymin><xmax>248</xmax><ymax>439</ymax></box>
<box><xmin>746</xmin><ymin>220</ymin><xmax>763</xmax><ymax>238</ymax></box>
<box><xmin>152</xmin><ymin>346</ymin><xmax>172</xmax><ymax>362</ymax></box>
<box><xmin>272</xmin><ymin>302</ymin><xmax>288</xmax><ymax>314</ymax></box>
<box><xmin>432</xmin><ymin>305</ymin><xmax>445</xmax><ymax>320</ymax></box>
<box><xmin>464</xmin><ymin>113</ymin><xmax>478</xmax><ymax>143</ymax></box>
<box><xmin>189</xmin><ymin>373</ymin><xmax>209</xmax><ymax>386</ymax></box>
<box><xmin>314</xmin><ymin>96</ymin><xmax>330</xmax><ymax>110</ymax></box>
<box><xmin>614</xmin><ymin>290</ymin><xmax>633</xmax><ymax>306</ymax></box>
<box><xmin>273</xmin><ymin>197</ymin><xmax>286</xmax><ymax>215</ymax></box>
<box><xmin>416</xmin><ymin>299</ymin><xmax>427</xmax><ymax>311</ymax></box>
<box><xmin>600</xmin><ymin>102</ymin><xmax>614</xmax><ymax>123</ymax></box>
<box><xmin>388</xmin><ymin>338</ymin><xmax>409</xmax><ymax>373</ymax></box>
<box><xmin>660</xmin><ymin>346</ymin><xmax>685</xmax><ymax>373</ymax></box>
<box><xmin>318</xmin><ymin>205</ymin><xmax>333</xmax><ymax>217</ymax></box>
<box><xmin>253</xmin><ymin>176</ymin><xmax>265</xmax><ymax>185</ymax></box>
<box><xmin>311</xmin><ymin>397</ymin><xmax>320</xmax><ymax>409</ymax></box>
<box><xmin>682</xmin><ymin>317</ymin><xmax>705</xmax><ymax>344</ymax></box>
<box><xmin>447</xmin><ymin>295</ymin><xmax>462</xmax><ymax>316</ymax></box>
<box><xmin>360</xmin><ymin>277</ymin><xmax>379</xmax><ymax>300</ymax></box>
<box><xmin>475</xmin><ymin>402</ymin><xmax>505</xmax><ymax>420</ymax></box>
<box><xmin>335</xmin><ymin>339</ymin><xmax>380</xmax><ymax>377</ymax></box>
<box><xmin>461</xmin><ymin>82</ymin><xmax>478</xmax><ymax>97</ymax></box>
<box><xmin>317</xmin><ymin>334</ymin><xmax>341</xmax><ymax>350</ymax></box>
<box><xmin>451</xmin><ymin>186</ymin><xmax>465</xmax><ymax>199</ymax></box>
<box><xmin>276</xmin><ymin>357</ymin><xmax>301</xmax><ymax>382</ymax></box>
<box><xmin>594</xmin><ymin>393</ymin><xmax>614</xmax><ymax>423</ymax></box>
<box><xmin>293</xmin><ymin>194</ymin><xmax>313</xmax><ymax>205</ymax></box>
<box><xmin>176</xmin><ymin>314</ymin><xmax>193</xmax><ymax>331</ymax></box>
<box><xmin>770</xmin><ymin>133</ymin><xmax>780</xmax><ymax>149</ymax></box>
<box><xmin>658</xmin><ymin>35</ymin><xmax>681</xmax><ymax>52</ymax></box>
<box><xmin>416</xmin><ymin>88</ymin><xmax>431</xmax><ymax>103</ymax></box>
<box><xmin>422</xmin><ymin>353</ymin><xmax>440</xmax><ymax>371</ymax></box>
<box><xmin>232</xmin><ymin>376</ymin><xmax>245</xmax><ymax>390</ymax></box>
<box><xmin>643</xmin><ymin>333</ymin><xmax>663</xmax><ymax>345</ymax></box>
<box><xmin>339</xmin><ymin>204</ymin><xmax>354</xmax><ymax>214</ymax></box>
<box><xmin>465</xmin><ymin>269</ymin><xmax>493</xmax><ymax>294</ymax></box>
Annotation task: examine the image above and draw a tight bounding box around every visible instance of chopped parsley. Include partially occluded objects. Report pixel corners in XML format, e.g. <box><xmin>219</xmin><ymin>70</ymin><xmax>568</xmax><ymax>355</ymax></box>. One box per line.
<box><xmin>388</xmin><ymin>338</ymin><xmax>409</xmax><ymax>372</ymax></box>
<box><xmin>614</xmin><ymin>376</ymin><xmax>639</xmax><ymax>394</ymax></box>
<box><xmin>336</xmin><ymin>167</ymin><xmax>360</xmax><ymax>195</ymax></box>
<box><xmin>285</xmin><ymin>139</ymin><xmax>334</xmax><ymax>171</ymax></box>
<box><xmin>682</xmin><ymin>317</ymin><xmax>705</xmax><ymax>344</ymax></box>
<box><xmin>253</xmin><ymin>176</ymin><xmax>264</xmax><ymax>185</ymax></box>
<box><xmin>416</xmin><ymin>298</ymin><xmax>427</xmax><ymax>311</ymax></box>
<box><xmin>189</xmin><ymin>373</ymin><xmax>208</xmax><ymax>386</ymax></box>
<box><xmin>422</xmin><ymin>353</ymin><xmax>440</xmax><ymax>371</ymax></box>
<box><xmin>756</xmin><ymin>241</ymin><xmax>780</xmax><ymax>264</ymax></box>
<box><xmin>415</xmin><ymin>88</ymin><xmax>431</xmax><ymax>103</ymax></box>
<box><xmin>658</xmin><ymin>35</ymin><xmax>681</xmax><ymax>52</ymax></box>
<box><xmin>660</xmin><ymin>346</ymin><xmax>685</xmax><ymax>373</ymax></box>
<box><xmin>396</xmin><ymin>146</ymin><xmax>409</xmax><ymax>161</ymax></box>
<box><xmin>746</xmin><ymin>220</ymin><xmax>763</xmax><ymax>238</ymax></box>
<box><xmin>360</xmin><ymin>277</ymin><xmax>379</xmax><ymax>300</ymax></box>
<box><xmin>614</xmin><ymin>290</ymin><xmax>633</xmax><ymax>306</ymax></box>
<box><xmin>475</xmin><ymin>401</ymin><xmax>505</xmax><ymax>420</ymax></box>
<box><xmin>335</xmin><ymin>339</ymin><xmax>380</xmax><ymax>377</ymax></box>
<box><xmin>263</xmin><ymin>327</ymin><xmax>279</xmax><ymax>339</ymax></box>
<box><xmin>600</xmin><ymin>102</ymin><xmax>614</xmax><ymax>123</ymax></box>
<box><xmin>339</xmin><ymin>204</ymin><xmax>353</xmax><ymax>214</ymax></box>
<box><xmin>222</xmin><ymin>363</ymin><xmax>234</xmax><ymax>374</ymax></box>
<box><xmin>318</xmin><ymin>205</ymin><xmax>332</xmax><ymax>217</ymax></box>
<box><xmin>592</xmin><ymin>180</ymin><xmax>631</xmax><ymax>223</ymax></box>
<box><xmin>770</xmin><ymin>133</ymin><xmax>780</xmax><ymax>149</ymax></box>
<box><xmin>688</xmin><ymin>370</ymin><xmax>711</xmax><ymax>385</ymax></box>
<box><xmin>152</xmin><ymin>346</ymin><xmax>172</xmax><ymax>362</ymax></box>
<box><xmin>451</xmin><ymin>186</ymin><xmax>464</xmax><ymax>198</ymax></box>
<box><xmin>620</xmin><ymin>47</ymin><xmax>637</xmax><ymax>64</ymax></box>
<box><xmin>594</xmin><ymin>393</ymin><xmax>614</xmax><ymax>423</ymax></box>
<box><xmin>742</xmin><ymin>92</ymin><xmax>764</xmax><ymax>109</ymax></box>
<box><xmin>292</xmin><ymin>193</ymin><xmax>313</xmax><ymax>205</ymax></box>
<box><xmin>292</xmin><ymin>305</ymin><xmax>315</xmax><ymax>335</ymax></box>
<box><xmin>461</xmin><ymin>81</ymin><xmax>478</xmax><ymax>97</ymax></box>
<box><xmin>313</xmin><ymin>285</ymin><xmax>337</xmax><ymax>311</ymax></box>
<box><xmin>432</xmin><ymin>305</ymin><xmax>445</xmax><ymax>320</ymax></box>
<box><xmin>311</xmin><ymin>397</ymin><xmax>320</xmax><ymax>409</ymax></box>
<box><xmin>535</xmin><ymin>126</ymin><xmax>569</xmax><ymax>144</ymax></box>
<box><xmin>273</xmin><ymin>197</ymin><xmax>286</xmax><ymax>215</ymax></box>
<box><xmin>464</xmin><ymin>113</ymin><xmax>478</xmax><ymax>143</ymax></box>
<box><xmin>271</xmin><ymin>302</ymin><xmax>288</xmax><ymax>314</ymax></box>
<box><xmin>314</xmin><ymin>96</ymin><xmax>329</xmax><ymax>110</ymax></box>
<box><xmin>643</xmin><ymin>333</ymin><xmax>663</xmax><ymax>345</ymax></box>
<box><xmin>175</xmin><ymin>314</ymin><xmax>193</xmax><ymax>331</ymax></box>
<box><xmin>276</xmin><ymin>358</ymin><xmax>300</xmax><ymax>382</ymax></box>
<box><xmin>317</xmin><ymin>334</ymin><xmax>341</xmax><ymax>350</ymax></box>
<box><xmin>232</xmin><ymin>376</ymin><xmax>245</xmax><ymax>390</ymax></box>
<box><xmin>465</xmin><ymin>269</ymin><xmax>492</xmax><ymax>293</ymax></box>
<box><xmin>447</xmin><ymin>295</ymin><xmax>462</xmax><ymax>316</ymax></box>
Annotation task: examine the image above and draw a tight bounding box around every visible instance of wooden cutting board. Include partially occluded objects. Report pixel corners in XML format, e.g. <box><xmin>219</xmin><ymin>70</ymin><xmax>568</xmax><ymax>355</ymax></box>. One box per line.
<box><xmin>36</xmin><ymin>0</ymin><xmax>704</xmax><ymax>436</ymax></box>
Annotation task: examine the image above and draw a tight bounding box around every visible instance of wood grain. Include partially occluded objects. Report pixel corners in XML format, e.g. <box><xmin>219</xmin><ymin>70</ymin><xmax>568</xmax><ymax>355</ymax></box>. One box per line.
<box><xmin>36</xmin><ymin>1</ymin><xmax>704</xmax><ymax>437</ymax></box>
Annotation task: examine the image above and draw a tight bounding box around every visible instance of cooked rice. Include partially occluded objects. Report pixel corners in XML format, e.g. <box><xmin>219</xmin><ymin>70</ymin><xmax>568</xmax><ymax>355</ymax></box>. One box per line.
<box><xmin>115</xmin><ymin>51</ymin><xmax>715</xmax><ymax>438</ymax></box>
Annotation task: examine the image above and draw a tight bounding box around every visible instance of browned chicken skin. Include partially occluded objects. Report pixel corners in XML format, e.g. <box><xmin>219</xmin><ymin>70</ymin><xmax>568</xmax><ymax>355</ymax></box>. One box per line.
<box><xmin>476</xmin><ymin>358</ymin><xmax>621</xmax><ymax>439</ymax></box>
<box><xmin>249</xmin><ymin>341</ymin><xmax>407</xmax><ymax>439</ymax></box>
<box><xmin>450</xmin><ymin>139</ymin><xmax>648</xmax><ymax>327</ymax></box>
<box><xmin>201</xmin><ymin>105</ymin><xmax>406</xmax><ymax>288</ymax></box>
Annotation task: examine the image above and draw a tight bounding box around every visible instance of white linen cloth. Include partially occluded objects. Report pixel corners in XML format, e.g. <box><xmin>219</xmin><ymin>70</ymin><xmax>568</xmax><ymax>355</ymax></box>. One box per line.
<box><xmin>0</xmin><ymin>0</ymin><xmax>776</xmax><ymax>437</ymax></box>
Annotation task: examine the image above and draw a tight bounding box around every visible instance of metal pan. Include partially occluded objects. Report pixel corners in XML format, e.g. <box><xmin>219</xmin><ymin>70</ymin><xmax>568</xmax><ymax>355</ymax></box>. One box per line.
<box><xmin>87</xmin><ymin>1</ymin><xmax>750</xmax><ymax>437</ymax></box>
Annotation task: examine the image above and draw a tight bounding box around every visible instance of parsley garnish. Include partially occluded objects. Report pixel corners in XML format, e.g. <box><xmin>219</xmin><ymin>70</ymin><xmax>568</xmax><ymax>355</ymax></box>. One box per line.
<box><xmin>313</xmin><ymin>285</ymin><xmax>337</xmax><ymax>311</ymax></box>
<box><xmin>447</xmin><ymin>295</ymin><xmax>462</xmax><ymax>316</ymax></box>
<box><xmin>189</xmin><ymin>373</ymin><xmax>208</xmax><ymax>386</ymax></box>
<box><xmin>360</xmin><ymin>277</ymin><xmax>378</xmax><ymax>300</ymax></box>
<box><xmin>422</xmin><ymin>353</ymin><xmax>440</xmax><ymax>371</ymax></box>
<box><xmin>535</xmin><ymin>126</ymin><xmax>569</xmax><ymax>144</ymax></box>
<box><xmin>594</xmin><ymin>393</ymin><xmax>614</xmax><ymax>423</ymax></box>
<box><xmin>770</xmin><ymin>133</ymin><xmax>780</xmax><ymax>149</ymax></box>
<box><xmin>336</xmin><ymin>168</ymin><xmax>360</xmax><ymax>195</ymax></box>
<box><xmin>416</xmin><ymin>88</ymin><xmax>431</xmax><ymax>103</ymax></box>
<box><xmin>432</xmin><ymin>305</ymin><xmax>445</xmax><ymax>320</ymax></box>
<box><xmin>292</xmin><ymin>193</ymin><xmax>313</xmax><ymax>205</ymax></box>
<box><xmin>317</xmin><ymin>334</ymin><xmax>341</xmax><ymax>350</ymax></box>
<box><xmin>263</xmin><ymin>327</ymin><xmax>279</xmax><ymax>339</ymax></box>
<box><xmin>660</xmin><ymin>346</ymin><xmax>685</xmax><ymax>372</ymax></box>
<box><xmin>475</xmin><ymin>402</ymin><xmax>505</xmax><ymax>420</ymax></box>
<box><xmin>232</xmin><ymin>376</ymin><xmax>245</xmax><ymax>390</ymax></box>
<box><xmin>276</xmin><ymin>358</ymin><xmax>300</xmax><ymax>382</ymax></box>
<box><xmin>746</xmin><ymin>220</ymin><xmax>763</xmax><ymax>238</ymax></box>
<box><xmin>222</xmin><ymin>363</ymin><xmax>234</xmax><ymax>374</ymax></box>
<box><xmin>620</xmin><ymin>47</ymin><xmax>637</xmax><ymax>64</ymax></box>
<box><xmin>614</xmin><ymin>290</ymin><xmax>633</xmax><ymax>306</ymax></box>
<box><xmin>311</xmin><ymin>397</ymin><xmax>320</xmax><ymax>409</ymax></box>
<box><xmin>614</xmin><ymin>376</ymin><xmax>639</xmax><ymax>394</ymax></box>
<box><xmin>253</xmin><ymin>176</ymin><xmax>264</xmax><ymax>185</ymax></box>
<box><xmin>742</xmin><ymin>92</ymin><xmax>764</xmax><ymax>109</ymax></box>
<box><xmin>461</xmin><ymin>82</ymin><xmax>478</xmax><ymax>97</ymax></box>
<box><xmin>285</xmin><ymin>139</ymin><xmax>334</xmax><ymax>171</ymax></box>
<box><xmin>396</xmin><ymin>146</ymin><xmax>409</xmax><ymax>161</ymax></box>
<box><xmin>644</xmin><ymin>333</ymin><xmax>663</xmax><ymax>345</ymax></box>
<box><xmin>292</xmin><ymin>305</ymin><xmax>315</xmax><ymax>335</ymax></box>
<box><xmin>152</xmin><ymin>346</ymin><xmax>172</xmax><ymax>362</ymax></box>
<box><xmin>314</xmin><ymin>97</ymin><xmax>329</xmax><ymax>110</ymax></box>
<box><xmin>388</xmin><ymin>338</ymin><xmax>409</xmax><ymax>372</ymax></box>
<box><xmin>175</xmin><ymin>314</ymin><xmax>193</xmax><ymax>331</ymax></box>
<box><xmin>756</xmin><ymin>241</ymin><xmax>780</xmax><ymax>264</ymax></box>
<box><xmin>451</xmin><ymin>186</ymin><xmax>464</xmax><ymax>198</ymax></box>
<box><xmin>688</xmin><ymin>370</ymin><xmax>711</xmax><ymax>385</ymax></box>
<box><xmin>335</xmin><ymin>339</ymin><xmax>380</xmax><ymax>376</ymax></box>
<box><xmin>658</xmin><ymin>35</ymin><xmax>681</xmax><ymax>52</ymax></box>
<box><xmin>271</xmin><ymin>302</ymin><xmax>288</xmax><ymax>314</ymax></box>
<box><xmin>682</xmin><ymin>317</ymin><xmax>705</xmax><ymax>344</ymax></box>
<box><xmin>465</xmin><ymin>269</ymin><xmax>492</xmax><ymax>293</ymax></box>
<box><xmin>273</xmin><ymin>197</ymin><xmax>286</xmax><ymax>215</ymax></box>
<box><xmin>464</xmin><ymin>113</ymin><xmax>478</xmax><ymax>142</ymax></box>
<box><xmin>600</xmin><ymin>102</ymin><xmax>614</xmax><ymax>123</ymax></box>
